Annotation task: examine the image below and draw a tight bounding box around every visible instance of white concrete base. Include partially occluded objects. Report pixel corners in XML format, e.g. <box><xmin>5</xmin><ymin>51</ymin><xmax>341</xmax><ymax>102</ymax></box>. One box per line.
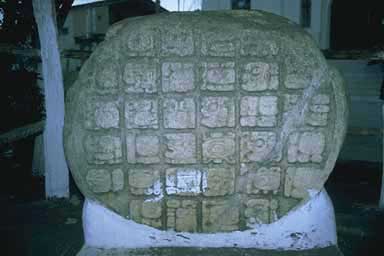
<box><xmin>83</xmin><ymin>189</ymin><xmax>337</xmax><ymax>250</ymax></box>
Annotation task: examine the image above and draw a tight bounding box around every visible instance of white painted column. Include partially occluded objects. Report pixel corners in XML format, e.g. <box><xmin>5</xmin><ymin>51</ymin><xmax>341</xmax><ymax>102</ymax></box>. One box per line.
<box><xmin>320</xmin><ymin>0</ymin><xmax>333</xmax><ymax>49</ymax></box>
<box><xmin>310</xmin><ymin>0</ymin><xmax>322</xmax><ymax>47</ymax></box>
<box><xmin>308</xmin><ymin>0</ymin><xmax>332</xmax><ymax>49</ymax></box>
<box><xmin>281</xmin><ymin>0</ymin><xmax>301</xmax><ymax>24</ymax></box>
<box><xmin>251</xmin><ymin>0</ymin><xmax>283</xmax><ymax>15</ymax></box>
<box><xmin>202</xmin><ymin>0</ymin><xmax>231</xmax><ymax>10</ymax></box>
<box><xmin>33</xmin><ymin>0</ymin><xmax>69</xmax><ymax>198</ymax></box>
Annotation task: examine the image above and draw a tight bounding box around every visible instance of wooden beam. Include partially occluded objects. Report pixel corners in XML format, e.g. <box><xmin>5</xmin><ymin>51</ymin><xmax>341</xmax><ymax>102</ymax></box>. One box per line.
<box><xmin>0</xmin><ymin>44</ymin><xmax>40</xmax><ymax>58</ymax></box>
<box><xmin>33</xmin><ymin>0</ymin><xmax>69</xmax><ymax>198</ymax></box>
<box><xmin>0</xmin><ymin>121</ymin><xmax>45</xmax><ymax>145</ymax></box>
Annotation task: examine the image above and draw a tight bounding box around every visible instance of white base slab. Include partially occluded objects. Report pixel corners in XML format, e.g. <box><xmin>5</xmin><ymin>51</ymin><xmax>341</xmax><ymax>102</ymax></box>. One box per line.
<box><xmin>83</xmin><ymin>189</ymin><xmax>337</xmax><ymax>250</ymax></box>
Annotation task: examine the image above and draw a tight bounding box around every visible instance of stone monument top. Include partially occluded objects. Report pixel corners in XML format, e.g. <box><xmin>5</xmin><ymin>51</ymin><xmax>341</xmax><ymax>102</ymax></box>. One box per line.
<box><xmin>64</xmin><ymin>10</ymin><xmax>348</xmax><ymax>233</ymax></box>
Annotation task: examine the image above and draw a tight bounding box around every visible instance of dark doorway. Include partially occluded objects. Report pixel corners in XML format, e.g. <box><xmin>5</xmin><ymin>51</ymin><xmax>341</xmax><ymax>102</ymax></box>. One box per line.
<box><xmin>331</xmin><ymin>0</ymin><xmax>384</xmax><ymax>50</ymax></box>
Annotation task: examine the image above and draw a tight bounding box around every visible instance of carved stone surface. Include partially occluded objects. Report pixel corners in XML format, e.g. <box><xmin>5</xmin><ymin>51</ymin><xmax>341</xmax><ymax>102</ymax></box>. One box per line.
<box><xmin>162</xmin><ymin>62</ymin><xmax>195</xmax><ymax>92</ymax></box>
<box><xmin>241</xmin><ymin>63</ymin><xmax>279</xmax><ymax>91</ymax></box>
<box><xmin>126</xmin><ymin>134</ymin><xmax>161</xmax><ymax>164</ymax></box>
<box><xmin>202</xmin><ymin>132</ymin><xmax>236</xmax><ymax>163</ymax></box>
<box><xmin>167</xmin><ymin>200</ymin><xmax>198</xmax><ymax>232</ymax></box>
<box><xmin>202</xmin><ymin>199</ymin><xmax>240</xmax><ymax>232</ymax></box>
<box><xmin>125</xmin><ymin>99</ymin><xmax>158</xmax><ymax>129</ymax></box>
<box><xmin>65</xmin><ymin>11</ymin><xmax>348</xmax><ymax>233</ymax></box>
<box><xmin>240</xmin><ymin>96</ymin><xmax>278</xmax><ymax>127</ymax></box>
<box><xmin>201</xmin><ymin>97</ymin><xmax>235</xmax><ymax>127</ymax></box>
<box><xmin>163</xmin><ymin>98</ymin><xmax>196</xmax><ymax>129</ymax></box>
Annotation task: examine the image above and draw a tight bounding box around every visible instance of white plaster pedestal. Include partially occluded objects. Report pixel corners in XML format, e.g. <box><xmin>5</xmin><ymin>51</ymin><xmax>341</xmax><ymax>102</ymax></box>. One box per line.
<box><xmin>77</xmin><ymin>189</ymin><xmax>342</xmax><ymax>255</ymax></box>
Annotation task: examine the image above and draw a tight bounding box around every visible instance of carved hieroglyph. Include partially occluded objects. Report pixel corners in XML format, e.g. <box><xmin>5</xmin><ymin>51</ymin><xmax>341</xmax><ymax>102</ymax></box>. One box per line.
<box><xmin>64</xmin><ymin>11</ymin><xmax>348</xmax><ymax>233</ymax></box>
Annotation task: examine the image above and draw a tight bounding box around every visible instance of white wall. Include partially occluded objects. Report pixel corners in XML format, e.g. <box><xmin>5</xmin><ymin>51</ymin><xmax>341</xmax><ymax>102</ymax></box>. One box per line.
<box><xmin>202</xmin><ymin>0</ymin><xmax>231</xmax><ymax>10</ymax></box>
<box><xmin>203</xmin><ymin>0</ymin><xmax>332</xmax><ymax>49</ymax></box>
<box><xmin>59</xmin><ymin>5</ymin><xmax>110</xmax><ymax>83</ymax></box>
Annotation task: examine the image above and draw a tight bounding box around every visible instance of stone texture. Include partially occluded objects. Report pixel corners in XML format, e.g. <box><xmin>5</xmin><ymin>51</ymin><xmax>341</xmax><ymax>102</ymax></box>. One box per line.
<box><xmin>123</xmin><ymin>62</ymin><xmax>157</xmax><ymax>93</ymax></box>
<box><xmin>202</xmin><ymin>132</ymin><xmax>236</xmax><ymax>163</ymax></box>
<box><xmin>238</xmin><ymin>166</ymin><xmax>281</xmax><ymax>195</ymax></box>
<box><xmin>84</xmin><ymin>135</ymin><xmax>122</xmax><ymax>165</ymax></box>
<box><xmin>166</xmin><ymin>168</ymin><xmax>202</xmax><ymax>196</ymax></box>
<box><xmin>240</xmin><ymin>132</ymin><xmax>277</xmax><ymax>162</ymax></box>
<box><xmin>166</xmin><ymin>200</ymin><xmax>198</xmax><ymax>232</ymax></box>
<box><xmin>65</xmin><ymin>11</ymin><xmax>348</xmax><ymax>233</ymax></box>
<box><xmin>86</xmin><ymin>169</ymin><xmax>111</xmax><ymax>193</ymax></box>
<box><xmin>125</xmin><ymin>99</ymin><xmax>158</xmax><ymax>129</ymax></box>
<box><xmin>161</xmin><ymin>27</ymin><xmax>193</xmax><ymax>56</ymax></box>
<box><xmin>95</xmin><ymin>64</ymin><xmax>119</xmax><ymax>95</ymax></box>
<box><xmin>284</xmin><ymin>167</ymin><xmax>326</xmax><ymax>199</ymax></box>
<box><xmin>164</xmin><ymin>133</ymin><xmax>196</xmax><ymax>164</ymax></box>
<box><xmin>202</xmin><ymin>167</ymin><xmax>235</xmax><ymax>196</ymax></box>
<box><xmin>202</xmin><ymin>31</ymin><xmax>236</xmax><ymax>57</ymax></box>
<box><xmin>129</xmin><ymin>169</ymin><xmax>161</xmax><ymax>196</ymax></box>
<box><xmin>288</xmin><ymin>132</ymin><xmax>326</xmax><ymax>163</ymax></box>
<box><xmin>84</xmin><ymin>101</ymin><xmax>119</xmax><ymax>130</ymax></box>
<box><xmin>244</xmin><ymin>199</ymin><xmax>278</xmax><ymax>225</ymax></box>
<box><xmin>307</xmin><ymin>94</ymin><xmax>331</xmax><ymax>126</ymax></box>
<box><xmin>163</xmin><ymin>98</ymin><xmax>196</xmax><ymax>129</ymax></box>
<box><xmin>201</xmin><ymin>97</ymin><xmax>235</xmax><ymax>128</ymax></box>
<box><xmin>162</xmin><ymin>62</ymin><xmax>195</xmax><ymax>92</ymax></box>
<box><xmin>202</xmin><ymin>199</ymin><xmax>240</xmax><ymax>232</ymax></box>
<box><xmin>124</xmin><ymin>29</ymin><xmax>155</xmax><ymax>57</ymax></box>
<box><xmin>86</xmin><ymin>168</ymin><xmax>124</xmax><ymax>193</ymax></box>
<box><xmin>130</xmin><ymin>200</ymin><xmax>162</xmax><ymax>228</ymax></box>
<box><xmin>240</xmin><ymin>96</ymin><xmax>278</xmax><ymax>127</ymax></box>
<box><xmin>111</xmin><ymin>169</ymin><xmax>124</xmax><ymax>192</ymax></box>
<box><xmin>126</xmin><ymin>134</ymin><xmax>160</xmax><ymax>164</ymax></box>
<box><xmin>241</xmin><ymin>62</ymin><xmax>279</xmax><ymax>91</ymax></box>
<box><xmin>201</xmin><ymin>62</ymin><xmax>236</xmax><ymax>91</ymax></box>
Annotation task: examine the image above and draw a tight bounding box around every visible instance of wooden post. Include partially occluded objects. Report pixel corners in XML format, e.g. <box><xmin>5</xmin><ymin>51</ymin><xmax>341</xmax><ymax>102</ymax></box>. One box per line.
<box><xmin>32</xmin><ymin>0</ymin><xmax>69</xmax><ymax>198</ymax></box>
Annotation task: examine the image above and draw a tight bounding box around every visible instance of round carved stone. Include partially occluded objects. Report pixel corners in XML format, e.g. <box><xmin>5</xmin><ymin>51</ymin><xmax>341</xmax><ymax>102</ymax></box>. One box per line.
<box><xmin>64</xmin><ymin>11</ymin><xmax>348</xmax><ymax>233</ymax></box>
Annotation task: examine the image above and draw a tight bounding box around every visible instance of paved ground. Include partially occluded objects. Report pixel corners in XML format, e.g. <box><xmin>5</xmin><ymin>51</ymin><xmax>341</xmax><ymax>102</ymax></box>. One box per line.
<box><xmin>0</xmin><ymin>140</ymin><xmax>383</xmax><ymax>255</ymax></box>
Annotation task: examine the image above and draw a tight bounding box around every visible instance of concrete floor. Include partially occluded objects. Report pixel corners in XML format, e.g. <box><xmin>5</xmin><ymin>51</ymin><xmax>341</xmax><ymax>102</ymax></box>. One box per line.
<box><xmin>0</xmin><ymin>140</ymin><xmax>383</xmax><ymax>255</ymax></box>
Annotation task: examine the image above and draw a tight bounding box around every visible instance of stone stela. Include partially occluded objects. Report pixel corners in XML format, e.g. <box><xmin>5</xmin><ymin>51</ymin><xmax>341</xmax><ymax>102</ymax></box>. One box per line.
<box><xmin>64</xmin><ymin>11</ymin><xmax>348</xmax><ymax>234</ymax></box>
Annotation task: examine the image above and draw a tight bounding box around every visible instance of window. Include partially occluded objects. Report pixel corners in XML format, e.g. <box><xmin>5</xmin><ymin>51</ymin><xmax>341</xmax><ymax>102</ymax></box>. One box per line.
<box><xmin>232</xmin><ymin>0</ymin><xmax>250</xmax><ymax>10</ymax></box>
<box><xmin>301</xmin><ymin>0</ymin><xmax>311</xmax><ymax>28</ymax></box>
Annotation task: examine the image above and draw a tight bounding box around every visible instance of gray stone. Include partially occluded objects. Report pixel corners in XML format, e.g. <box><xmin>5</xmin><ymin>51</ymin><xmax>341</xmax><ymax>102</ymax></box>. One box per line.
<box><xmin>201</xmin><ymin>97</ymin><xmax>235</xmax><ymax>127</ymax></box>
<box><xmin>201</xmin><ymin>62</ymin><xmax>236</xmax><ymax>91</ymax></box>
<box><xmin>129</xmin><ymin>169</ymin><xmax>161</xmax><ymax>196</ymax></box>
<box><xmin>202</xmin><ymin>199</ymin><xmax>240</xmax><ymax>232</ymax></box>
<box><xmin>202</xmin><ymin>132</ymin><xmax>236</xmax><ymax>163</ymax></box>
<box><xmin>65</xmin><ymin>11</ymin><xmax>348</xmax><ymax>233</ymax></box>
<box><xmin>125</xmin><ymin>99</ymin><xmax>158</xmax><ymax>129</ymax></box>
<box><xmin>164</xmin><ymin>133</ymin><xmax>196</xmax><ymax>164</ymax></box>
<box><xmin>84</xmin><ymin>135</ymin><xmax>122</xmax><ymax>165</ymax></box>
<box><xmin>84</xmin><ymin>101</ymin><xmax>119</xmax><ymax>130</ymax></box>
<box><xmin>166</xmin><ymin>167</ymin><xmax>202</xmax><ymax>195</ymax></box>
<box><xmin>202</xmin><ymin>167</ymin><xmax>235</xmax><ymax>196</ymax></box>
<box><xmin>240</xmin><ymin>132</ymin><xmax>277</xmax><ymax>162</ymax></box>
<box><xmin>162</xmin><ymin>62</ymin><xmax>195</xmax><ymax>92</ymax></box>
<box><xmin>240</xmin><ymin>96</ymin><xmax>278</xmax><ymax>127</ymax></box>
<box><xmin>240</xmin><ymin>62</ymin><xmax>279</xmax><ymax>91</ymax></box>
<box><xmin>163</xmin><ymin>98</ymin><xmax>196</xmax><ymax>129</ymax></box>
<box><xmin>86</xmin><ymin>169</ymin><xmax>111</xmax><ymax>193</ymax></box>
<box><xmin>126</xmin><ymin>134</ymin><xmax>161</xmax><ymax>164</ymax></box>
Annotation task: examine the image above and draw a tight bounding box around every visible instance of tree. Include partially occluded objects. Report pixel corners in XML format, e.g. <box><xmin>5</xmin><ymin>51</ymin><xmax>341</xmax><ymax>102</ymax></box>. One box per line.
<box><xmin>32</xmin><ymin>0</ymin><xmax>69</xmax><ymax>198</ymax></box>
